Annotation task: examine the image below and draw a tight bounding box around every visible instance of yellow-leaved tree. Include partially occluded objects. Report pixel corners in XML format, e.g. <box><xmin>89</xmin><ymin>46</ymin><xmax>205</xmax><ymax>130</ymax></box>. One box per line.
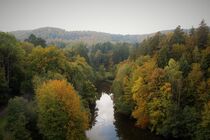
<box><xmin>36</xmin><ymin>80</ymin><xmax>88</xmax><ymax>140</ymax></box>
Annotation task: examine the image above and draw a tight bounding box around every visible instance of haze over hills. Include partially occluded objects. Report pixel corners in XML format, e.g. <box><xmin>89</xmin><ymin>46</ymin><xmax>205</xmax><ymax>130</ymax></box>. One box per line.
<box><xmin>9</xmin><ymin>27</ymin><xmax>148</xmax><ymax>45</ymax></box>
<box><xmin>9</xmin><ymin>27</ymin><xmax>199</xmax><ymax>45</ymax></box>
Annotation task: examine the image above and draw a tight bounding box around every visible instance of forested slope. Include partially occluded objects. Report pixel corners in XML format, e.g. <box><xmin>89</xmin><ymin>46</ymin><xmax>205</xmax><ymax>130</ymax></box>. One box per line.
<box><xmin>10</xmin><ymin>27</ymin><xmax>148</xmax><ymax>45</ymax></box>
<box><xmin>112</xmin><ymin>20</ymin><xmax>210</xmax><ymax>139</ymax></box>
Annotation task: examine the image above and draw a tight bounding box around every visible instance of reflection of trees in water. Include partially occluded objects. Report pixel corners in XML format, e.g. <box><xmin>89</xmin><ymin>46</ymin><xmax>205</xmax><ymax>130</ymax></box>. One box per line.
<box><xmin>96</xmin><ymin>81</ymin><xmax>112</xmax><ymax>94</ymax></box>
<box><xmin>114</xmin><ymin>113</ymin><xmax>165</xmax><ymax>140</ymax></box>
<box><xmin>88</xmin><ymin>81</ymin><xmax>112</xmax><ymax>128</ymax></box>
<box><xmin>89</xmin><ymin>106</ymin><xmax>98</xmax><ymax>129</ymax></box>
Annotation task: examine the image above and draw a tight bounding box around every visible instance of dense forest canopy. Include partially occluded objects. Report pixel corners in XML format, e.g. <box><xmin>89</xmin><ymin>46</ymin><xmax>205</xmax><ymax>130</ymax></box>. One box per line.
<box><xmin>0</xmin><ymin>29</ymin><xmax>134</xmax><ymax>139</ymax></box>
<box><xmin>0</xmin><ymin>20</ymin><xmax>209</xmax><ymax>140</ymax></box>
<box><xmin>112</xmin><ymin>20</ymin><xmax>210</xmax><ymax>139</ymax></box>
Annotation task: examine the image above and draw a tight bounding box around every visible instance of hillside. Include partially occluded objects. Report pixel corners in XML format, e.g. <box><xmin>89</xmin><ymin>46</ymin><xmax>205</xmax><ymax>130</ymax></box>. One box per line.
<box><xmin>10</xmin><ymin>27</ymin><xmax>201</xmax><ymax>46</ymax></box>
<box><xmin>10</xmin><ymin>27</ymin><xmax>149</xmax><ymax>45</ymax></box>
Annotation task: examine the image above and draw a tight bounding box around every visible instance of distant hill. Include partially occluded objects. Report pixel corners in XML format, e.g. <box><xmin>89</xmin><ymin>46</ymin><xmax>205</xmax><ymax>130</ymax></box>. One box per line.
<box><xmin>9</xmin><ymin>27</ymin><xmax>199</xmax><ymax>45</ymax></box>
<box><xmin>9</xmin><ymin>27</ymin><xmax>149</xmax><ymax>45</ymax></box>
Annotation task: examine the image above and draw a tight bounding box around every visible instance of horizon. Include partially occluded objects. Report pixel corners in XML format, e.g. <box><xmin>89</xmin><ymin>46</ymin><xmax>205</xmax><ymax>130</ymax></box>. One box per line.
<box><xmin>0</xmin><ymin>0</ymin><xmax>210</xmax><ymax>35</ymax></box>
<box><xmin>6</xmin><ymin>24</ymin><xmax>208</xmax><ymax>36</ymax></box>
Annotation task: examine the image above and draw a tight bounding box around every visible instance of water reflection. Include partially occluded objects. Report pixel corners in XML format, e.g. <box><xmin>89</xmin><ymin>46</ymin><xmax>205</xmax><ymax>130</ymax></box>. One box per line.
<box><xmin>114</xmin><ymin>113</ymin><xmax>164</xmax><ymax>140</ymax></box>
<box><xmin>86</xmin><ymin>92</ymin><xmax>165</xmax><ymax>140</ymax></box>
<box><xmin>86</xmin><ymin>93</ymin><xmax>117</xmax><ymax>140</ymax></box>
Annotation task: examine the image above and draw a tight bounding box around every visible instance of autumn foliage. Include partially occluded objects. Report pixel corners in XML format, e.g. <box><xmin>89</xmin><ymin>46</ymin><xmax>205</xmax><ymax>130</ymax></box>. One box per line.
<box><xmin>36</xmin><ymin>80</ymin><xmax>88</xmax><ymax>140</ymax></box>
<box><xmin>112</xmin><ymin>20</ymin><xmax>210</xmax><ymax>139</ymax></box>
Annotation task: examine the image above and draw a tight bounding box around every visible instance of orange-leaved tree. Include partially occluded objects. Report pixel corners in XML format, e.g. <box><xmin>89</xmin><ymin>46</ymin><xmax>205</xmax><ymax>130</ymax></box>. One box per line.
<box><xmin>36</xmin><ymin>80</ymin><xmax>88</xmax><ymax>140</ymax></box>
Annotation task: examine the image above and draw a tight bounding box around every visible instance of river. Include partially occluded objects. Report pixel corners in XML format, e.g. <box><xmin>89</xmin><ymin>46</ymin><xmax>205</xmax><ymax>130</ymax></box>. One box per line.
<box><xmin>86</xmin><ymin>89</ymin><xmax>165</xmax><ymax>140</ymax></box>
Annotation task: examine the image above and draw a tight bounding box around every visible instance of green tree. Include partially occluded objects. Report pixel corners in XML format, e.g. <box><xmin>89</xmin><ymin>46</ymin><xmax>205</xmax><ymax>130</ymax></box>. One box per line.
<box><xmin>25</xmin><ymin>34</ymin><xmax>46</xmax><ymax>47</ymax></box>
<box><xmin>170</xmin><ymin>25</ymin><xmax>185</xmax><ymax>45</ymax></box>
<box><xmin>187</xmin><ymin>63</ymin><xmax>208</xmax><ymax>108</ymax></box>
<box><xmin>157</xmin><ymin>46</ymin><xmax>170</xmax><ymax>68</ymax></box>
<box><xmin>20</xmin><ymin>42</ymin><xmax>35</xmax><ymax>54</ymax></box>
<box><xmin>81</xmin><ymin>80</ymin><xmax>97</xmax><ymax>107</ymax></box>
<box><xmin>112</xmin><ymin>61</ymin><xmax>137</xmax><ymax>115</ymax></box>
<box><xmin>66</xmin><ymin>55</ymin><xmax>95</xmax><ymax>94</ymax></box>
<box><xmin>196</xmin><ymin>20</ymin><xmax>209</xmax><ymax>49</ymax></box>
<box><xmin>192</xmin><ymin>46</ymin><xmax>201</xmax><ymax>63</ymax></box>
<box><xmin>201</xmin><ymin>46</ymin><xmax>210</xmax><ymax>77</ymax></box>
<box><xmin>0</xmin><ymin>32</ymin><xmax>25</xmax><ymax>95</ymax></box>
<box><xmin>112</xmin><ymin>43</ymin><xmax>130</xmax><ymax>64</ymax></box>
<box><xmin>28</xmin><ymin>46</ymin><xmax>67</xmax><ymax>75</ymax></box>
<box><xmin>0</xmin><ymin>67</ymin><xmax>9</xmax><ymax>103</ymax></box>
<box><xmin>179</xmin><ymin>55</ymin><xmax>191</xmax><ymax>77</ymax></box>
<box><xmin>5</xmin><ymin>97</ymin><xmax>32</xmax><ymax>140</ymax></box>
<box><xmin>196</xmin><ymin>101</ymin><xmax>210</xmax><ymax>140</ymax></box>
<box><xmin>164</xmin><ymin>59</ymin><xmax>182</xmax><ymax>106</ymax></box>
<box><xmin>65</xmin><ymin>42</ymin><xmax>90</xmax><ymax>63</ymax></box>
<box><xmin>171</xmin><ymin>44</ymin><xmax>186</xmax><ymax>60</ymax></box>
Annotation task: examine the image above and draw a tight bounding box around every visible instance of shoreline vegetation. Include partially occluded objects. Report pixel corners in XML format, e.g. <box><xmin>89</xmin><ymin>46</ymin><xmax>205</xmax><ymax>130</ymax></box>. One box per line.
<box><xmin>0</xmin><ymin>20</ymin><xmax>209</xmax><ymax>139</ymax></box>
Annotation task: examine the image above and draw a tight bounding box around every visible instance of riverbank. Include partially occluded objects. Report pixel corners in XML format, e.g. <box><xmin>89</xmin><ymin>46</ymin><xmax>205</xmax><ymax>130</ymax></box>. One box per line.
<box><xmin>86</xmin><ymin>84</ymin><xmax>166</xmax><ymax>140</ymax></box>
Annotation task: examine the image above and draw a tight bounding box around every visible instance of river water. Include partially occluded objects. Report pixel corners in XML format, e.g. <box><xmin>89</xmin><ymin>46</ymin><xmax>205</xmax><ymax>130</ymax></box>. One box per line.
<box><xmin>86</xmin><ymin>92</ymin><xmax>164</xmax><ymax>140</ymax></box>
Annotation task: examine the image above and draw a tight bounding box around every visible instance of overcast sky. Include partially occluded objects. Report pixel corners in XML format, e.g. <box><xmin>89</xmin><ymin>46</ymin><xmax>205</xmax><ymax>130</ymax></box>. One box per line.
<box><xmin>0</xmin><ymin>0</ymin><xmax>209</xmax><ymax>34</ymax></box>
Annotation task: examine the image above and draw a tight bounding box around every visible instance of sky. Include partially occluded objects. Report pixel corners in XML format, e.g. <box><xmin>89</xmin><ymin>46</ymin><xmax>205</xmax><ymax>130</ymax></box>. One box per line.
<box><xmin>0</xmin><ymin>0</ymin><xmax>210</xmax><ymax>35</ymax></box>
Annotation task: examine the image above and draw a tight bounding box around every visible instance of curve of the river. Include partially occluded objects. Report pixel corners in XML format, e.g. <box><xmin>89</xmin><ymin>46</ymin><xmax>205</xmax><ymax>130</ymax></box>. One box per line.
<box><xmin>86</xmin><ymin>92</ymin><xmax>164</xmax><ymax>140</ymax></box>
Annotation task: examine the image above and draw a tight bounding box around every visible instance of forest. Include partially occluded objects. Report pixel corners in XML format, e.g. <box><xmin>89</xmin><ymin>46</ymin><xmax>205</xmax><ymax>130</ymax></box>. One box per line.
<box><xmin>0</xmin><ymin>31</ymin><xmax>129</xmax><ymax>139</ymax></box>
<box><xmin>112</xmin><ymin>20</ymin><xmax>210</xmax><ymax>139</ymax></box>
<box><xmin>0</xmin><ymin>20</ymin><xmax>209</xmax><ymax>140</ymax></box>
